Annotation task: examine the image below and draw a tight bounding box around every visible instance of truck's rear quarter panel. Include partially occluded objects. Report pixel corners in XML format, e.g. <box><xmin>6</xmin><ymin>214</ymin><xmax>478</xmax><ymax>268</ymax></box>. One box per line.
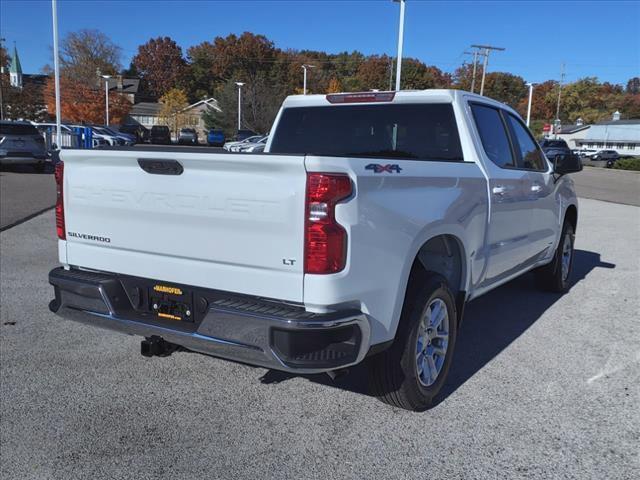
<box><xmin>304</xmin><ymin>155</ymin><xmax>488</xmax><ymax>344</ymax></box>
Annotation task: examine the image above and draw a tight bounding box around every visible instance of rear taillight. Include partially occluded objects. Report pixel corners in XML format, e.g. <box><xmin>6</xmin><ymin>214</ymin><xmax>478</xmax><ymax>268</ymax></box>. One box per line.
<box><xmin>305</xmin><ymin>173</ymin><xmax>352</xmax><ymax>274</ymax></box>
<box><xmin>54</xmin><ymin>162</ymin><xmax>65</xmax><ymax>240</ymax></box>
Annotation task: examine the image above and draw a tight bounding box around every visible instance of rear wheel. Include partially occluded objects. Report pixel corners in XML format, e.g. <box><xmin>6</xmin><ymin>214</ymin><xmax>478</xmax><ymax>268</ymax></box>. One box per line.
<box><xmin>368</xmin><ymin>272</ymin><xmax>458</xmax><ymax>411</ymax></box>
<box><xmin>535</xmin><ymin>221</ymin><xmax>575</xmax><ymax>292</ymax></box>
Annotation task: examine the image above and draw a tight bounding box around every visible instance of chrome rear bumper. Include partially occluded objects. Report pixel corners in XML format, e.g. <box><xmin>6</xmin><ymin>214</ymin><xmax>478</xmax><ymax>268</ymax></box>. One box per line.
<box><xmin>49</xmin><ymin>267</ymin><xmax>370</xmax><ymax>374</ymax></box>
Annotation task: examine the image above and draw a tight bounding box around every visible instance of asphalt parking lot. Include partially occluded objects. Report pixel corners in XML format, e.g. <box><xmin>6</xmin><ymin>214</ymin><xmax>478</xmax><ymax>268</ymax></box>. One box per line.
<box><xmin>1</xmin><ymin>195</ymin><xmax>638</xmax><ymax>479</ymax></box>
<box><xmin>0</xmin><ymin>166</ymin><xmax>56</xmax><ymax>230</ymax></box>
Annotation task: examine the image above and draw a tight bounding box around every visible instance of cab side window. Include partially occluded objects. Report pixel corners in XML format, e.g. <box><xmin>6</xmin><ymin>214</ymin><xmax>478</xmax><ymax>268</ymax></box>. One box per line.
<box><xmin>506</xmin><ymin>114</ymin><xmax>548</xmax><ymax>171</ymax></box>
<box><xmin>470</xmin><ymin>103</ymin><xmax>515</xmax><ymax>168</ymax></box>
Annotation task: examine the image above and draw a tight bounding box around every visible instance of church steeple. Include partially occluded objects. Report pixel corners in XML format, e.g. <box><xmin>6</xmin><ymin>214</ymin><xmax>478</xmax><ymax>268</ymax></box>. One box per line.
<box><xmin>9</xmin><ymin>43</ymin><xmax>23</xmax><ymax>89</ymax></box>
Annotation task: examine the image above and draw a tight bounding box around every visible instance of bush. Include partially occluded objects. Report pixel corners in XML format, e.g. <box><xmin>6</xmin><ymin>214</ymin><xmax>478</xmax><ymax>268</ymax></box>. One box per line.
<box><xmin>612</xmin><ymin>157</ymin><xmax>640</xmax><ymax>171</ymax></box>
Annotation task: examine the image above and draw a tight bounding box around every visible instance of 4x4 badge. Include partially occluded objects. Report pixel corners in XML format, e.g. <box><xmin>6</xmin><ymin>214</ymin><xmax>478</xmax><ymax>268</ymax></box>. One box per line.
<box><xmin>366</xmin><ymin>163</ymin><xmax>402</xmax><ymax>173</ymax></box>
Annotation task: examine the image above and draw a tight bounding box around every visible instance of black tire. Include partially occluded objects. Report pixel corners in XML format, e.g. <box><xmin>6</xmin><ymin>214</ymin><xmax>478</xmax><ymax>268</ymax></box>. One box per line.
<box><xmin>368</xmin><ymin>272</ymin><xmax>458</xmax><ymax>411</ymax></box>
<box><xmin>535</xmin><ymin>221</ymin><xmax>575</xmax><ymax>293</ymax></box>
<box><xmin>34</xmin><ymin>162</ymin><xmax>45</xmax><ymax>173</ymax></box>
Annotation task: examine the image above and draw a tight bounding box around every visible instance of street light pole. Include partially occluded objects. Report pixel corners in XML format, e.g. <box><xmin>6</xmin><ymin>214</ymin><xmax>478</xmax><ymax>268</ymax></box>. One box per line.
<box><xmin>301</xmin><ymin>64</ymin><xmax>316</xmax><ymax>95</ymax></box>
<box><xmin>51</xmin><ymin>0</ymin><xmax>62</xmax><ymax>148</ymax></box>
<box><xmin>526</xmin><ymin>82</ymin><xmax>535</xmax><ymax>127</ymax></box>
<box><xmin>102</xmin><ymin>75</ymin><xmax>112</xmax><ymax>126</ymax></box>
<box><xmin>235</xmin><ymin>82</ymin><xmax>244</xmax><ymax>131</ymax></box>
<box><xmin>394</xmin><ymin>0</ymin><xmax>406</xmax><ymax>91</ymax></box>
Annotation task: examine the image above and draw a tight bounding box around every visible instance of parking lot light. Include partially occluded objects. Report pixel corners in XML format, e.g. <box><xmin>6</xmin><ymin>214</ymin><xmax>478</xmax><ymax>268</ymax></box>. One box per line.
<box><xmin>393</xmin><ymin>0</ymin><xmax>406</xmax><ymax>91</ymax></box>
<box><xmin>526</xmin><ymin>82</ymin><xmax>535</xmax><ymax>127</ymax></box>
<box><xmin>101</xmin><ymin>75</ymin><xmax>112</xmax><ymax>126</ymax></box>
<box><xmin>235</xmin><ymin>82</ymin><xmax>245</xmax><ymax>131</ymax></box>
<box><xmin>302</xmin><ymin>64</ymin><xmax>316</xmax><ymax>95</ymax></box>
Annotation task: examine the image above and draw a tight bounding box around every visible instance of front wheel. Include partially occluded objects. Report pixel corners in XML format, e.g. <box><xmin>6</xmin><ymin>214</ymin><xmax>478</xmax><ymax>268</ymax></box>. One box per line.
<box><xmin>368</xmin><ymin>272</ymin><xmax>458</xmax><ymax>411</ymax></box>
<box><xmin>535</xmin><ymin>221</ymin><xmax>575</xmax><ymax>292</ymax></box>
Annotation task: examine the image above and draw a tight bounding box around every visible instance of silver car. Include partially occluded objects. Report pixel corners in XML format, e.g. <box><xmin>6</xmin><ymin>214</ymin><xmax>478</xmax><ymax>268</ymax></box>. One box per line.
<box><xmin>0</xmin><ymin>121</ymin><xmax>48</xmax><ymax>171</ymax></box>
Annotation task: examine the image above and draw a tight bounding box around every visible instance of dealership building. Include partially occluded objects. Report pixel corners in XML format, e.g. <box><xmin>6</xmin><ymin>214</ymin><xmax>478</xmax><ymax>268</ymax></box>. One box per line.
<box><xmin>553</xmin><ymin>117</ymin><xmax>640</xmax><ymax>156</ymax></box>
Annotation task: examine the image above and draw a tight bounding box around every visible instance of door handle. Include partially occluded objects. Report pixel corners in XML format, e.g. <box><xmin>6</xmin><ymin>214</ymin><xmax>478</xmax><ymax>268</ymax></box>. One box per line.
<box><xmin>492</xmin><ymin>185</ymin><xmax>507</xmax><ymax>196</ymax></box>
<box><xmin>531</xmin><ymin>184</ymin><xmax>542</xmax><ymax>193</ymax></box>
<box><xmin>138</xmin><ymin>159</ymin><xmax>184</xmax><ymax>175</ymax></box>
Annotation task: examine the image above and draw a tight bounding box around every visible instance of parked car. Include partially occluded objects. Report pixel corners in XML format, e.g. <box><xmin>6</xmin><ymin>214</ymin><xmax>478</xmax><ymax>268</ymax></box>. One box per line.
<box><xmin>235</xmin><ymin>129</ymin><xmax>257</xmax><ymax>142</ymax></box>
<box><xmin>539</xmin><ymin>139</ymin><xmax>569</xmax><ymax>151</ymax></box>
<box><xmin>591</xmin><ymin>150</ymin><xmax>620</xmax><ymax>167</ymax></box>
<box><xmin>224</xmin><ymin>135</ymin><xmax>263</xmax><ymax>152</ymax></box>
<box><xmin>93</xmin><ymin>126</ymin><xmax>135</xmax><ymax>146</ymax></box>
<box><xmin>150</xmin><ymin>125</ymin><xmax>171</xmax><ymax>145</ymax></box>
<box><xmin>118</xmin><ymin>124</ymin><xmax>148</xmax><ymax>143</ymax></box>
<box><xmin>49</xmin><ymin>90</ymin><xmax>582</xmax><ymax>411</ymax></box>
<box><xmin>178</xmin><ymin>128</ymin><xmax>199</xmax><ymax>145</ymax></box>
<box><xmin>238</xmin><ymin>136</ymin><xmax>268</xmax><ymax>152</ymax></box>
<box><xmin>69</xmin><ymin>125</ymin><xmax>124</xmax><ymax>147</ymax></box>
<box><xmin>0</xmin><ymin>121</ymin><xmax>48</xmax><ymax>171</ymax></box>
<box><xmin>207</xmin><ymin>129</ymin><xmax>225</xmax><ymax>147</ymax></box>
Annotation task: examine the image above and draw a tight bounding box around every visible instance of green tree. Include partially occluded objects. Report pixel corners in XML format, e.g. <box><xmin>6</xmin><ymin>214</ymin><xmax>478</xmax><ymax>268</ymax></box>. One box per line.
<box><xmin>482</xmin><ymin>72</ymin><xmax>527</xmax><ymax>109</ymax></box>
<box><xmin>201</xmin><ymin>105</ymin><xmax>221</xmax><ymax>130</ymax></box>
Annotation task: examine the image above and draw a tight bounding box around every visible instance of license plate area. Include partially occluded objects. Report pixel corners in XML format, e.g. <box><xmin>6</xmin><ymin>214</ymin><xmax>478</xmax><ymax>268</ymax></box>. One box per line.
<box><xmin>149</xmin><ymin>285</ymin><xmax>194</xmax><ymax>323</ymax></box>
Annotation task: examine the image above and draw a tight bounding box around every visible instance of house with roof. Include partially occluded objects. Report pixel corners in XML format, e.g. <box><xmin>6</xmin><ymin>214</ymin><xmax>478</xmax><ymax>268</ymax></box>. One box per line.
<box><xmin>125</xmin><ymin>97</ymin><xmax>221</xmax><ymax>138</ymax></box>
<box><xmin>574</xmin><ymin>119</ymin><xmax>640</xmax><ymax>156</ymax></box>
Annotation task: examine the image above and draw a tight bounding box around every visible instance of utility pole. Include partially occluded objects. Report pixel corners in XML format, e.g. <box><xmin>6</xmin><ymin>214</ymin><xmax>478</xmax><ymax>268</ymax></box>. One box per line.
<box><xmin>555</xmin><ymin>63</ymin><xmax>565</xmax><ymax>138</ymax></box>
<box><xmin>471</xmin><ymin>44</ymin><xmax>505</xmax><ymax>96</ymax></box>
<box><xmin>526</xmin><ymin>82</ymin><xmax>535</xmax><ymax>127</ymax></box>
<box><xmin>52</xmin><ymin>0</ymin><xmax>62</xmax><ymax>148</ymax></box>
<box><xmin>463</xmin><ymin>50</ymin><xmax>481</xmax><ymax>93</ymax></box>
<box><xmin>388</xmin><ymin>57</ymin><xmax>394</xmax><ymax>91</ymax></box>
<box><xmin>301</xmin><ymin>64</ymin><xmax>316</xmax><ymax>95</ymax></box>
<box><xmin>235</xmin><ymin>82</ymin><xmax>244</xmax><ymax>131</ymax></box>
<box><xmin>394</xmin><ymin>0</ymin><xmax>406</xmax><ymax>91</ymax></box>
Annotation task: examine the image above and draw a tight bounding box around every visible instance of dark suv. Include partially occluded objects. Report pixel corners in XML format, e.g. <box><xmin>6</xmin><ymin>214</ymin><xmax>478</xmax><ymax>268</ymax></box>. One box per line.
<box><xmin>150</xmin><ymin>125</ymin><xmax>171</xmax><ymax>145</ymax></box>
<box><xmin>0</xmin><ymin>121</ymin><xmax>48</xmax><ymax>171</ymax></box>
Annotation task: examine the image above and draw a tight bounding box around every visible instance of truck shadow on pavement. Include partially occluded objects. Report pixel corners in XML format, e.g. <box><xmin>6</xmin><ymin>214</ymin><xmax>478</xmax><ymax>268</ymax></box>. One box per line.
<box><xmin>259</xmin><ymin>249</ymin><xmax>615</xmax><ymax>406</ymax></box>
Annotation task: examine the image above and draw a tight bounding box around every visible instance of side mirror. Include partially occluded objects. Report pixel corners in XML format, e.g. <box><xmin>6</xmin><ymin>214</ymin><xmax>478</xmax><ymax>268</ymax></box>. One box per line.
<box><xmin>553</xmin><ymin>153</ymin><xmax>583</xmax><ymax>175</ymax></box>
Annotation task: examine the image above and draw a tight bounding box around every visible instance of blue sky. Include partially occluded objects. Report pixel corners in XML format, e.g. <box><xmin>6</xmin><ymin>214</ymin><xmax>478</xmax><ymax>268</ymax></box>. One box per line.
<box><xmin>1</xmin><ymin>0</ymin><xmax>639</xmax><ymax>85</ymax></box>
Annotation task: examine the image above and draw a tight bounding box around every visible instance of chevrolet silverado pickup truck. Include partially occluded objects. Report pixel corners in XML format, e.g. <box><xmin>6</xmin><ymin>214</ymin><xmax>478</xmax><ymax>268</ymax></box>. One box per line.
<box><xmin>49</xmin><ymin>90</ymin><xmax>582</xmax><ymax>411</ymax></box>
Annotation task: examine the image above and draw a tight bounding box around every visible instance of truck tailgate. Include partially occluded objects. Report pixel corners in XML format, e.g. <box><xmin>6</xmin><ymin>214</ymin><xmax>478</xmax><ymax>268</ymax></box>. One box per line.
<box><xmin>60</xmin><ymin>149</ymin><xmax>306</xmax><ymax>302</ymax></box>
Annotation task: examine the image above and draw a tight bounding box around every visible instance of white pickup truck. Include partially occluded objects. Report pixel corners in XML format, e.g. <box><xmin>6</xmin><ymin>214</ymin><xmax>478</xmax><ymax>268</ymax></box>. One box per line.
<box><xmin>49</xmin><ymin>90</ymin><xmax>582</xmax><ymax>411</ymax></box>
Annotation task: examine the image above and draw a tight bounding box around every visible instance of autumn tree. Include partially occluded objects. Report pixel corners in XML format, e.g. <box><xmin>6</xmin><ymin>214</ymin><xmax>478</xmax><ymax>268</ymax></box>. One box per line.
<box><xmin>0</xmin><ymin>42</ymin><xmax>9</xmax><ymax>70</ymax></box>
<box><xmin>3</xmin><ymin>83</ymin><xmax>48</xmax><ymax>121</ymax></box>
<box><xmin>132</xmin><ymin>37</ymin><xmax>187</xmax><ymax>99</ymax></box>
<box><xmin>327</xmin><ymin>77</ymin><xmax>342</xmax><ymax>93</ymax></box>
<box><xmin>43</xmin><ymin>76</ymin><xmax>131</xmax><ymax>124</ymax></box>
<box><xmin>626</xmin><ymin>77</ymin><xmax>640</xmax><ymax>95</ymax></box>
<box><xmin>58</xmin><ymin>29</ymin><xmax>121</xmax><ymax>85</ymax></box>
<box><xmin>159</xmin><ymin>88</ymin><xmax>190</xmax><ymax>136</ymax></box>
<box><xmin>356</xmin><ymin>55</ymin><xmax>392</xmax><ymax>91</ymax></box>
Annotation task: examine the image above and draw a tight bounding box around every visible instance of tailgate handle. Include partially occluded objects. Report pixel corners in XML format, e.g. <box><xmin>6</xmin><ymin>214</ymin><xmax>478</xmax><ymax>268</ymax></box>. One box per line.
<box><xmin>138</xmin><ymin>159</ymin><xmax>183</xmax><ymax>175</ymax></box>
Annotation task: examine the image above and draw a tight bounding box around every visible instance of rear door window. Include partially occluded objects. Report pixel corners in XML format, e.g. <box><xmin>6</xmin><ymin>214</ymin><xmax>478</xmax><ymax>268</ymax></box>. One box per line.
<box><xmin>270</xmin><ymin>103</ymin><xmax>463</xmax><ymax>162</ymax></box>
<box><xmin>469</xmin><ymin>104</ymin><xmax>515</xmax><ymax>168</ymax></box>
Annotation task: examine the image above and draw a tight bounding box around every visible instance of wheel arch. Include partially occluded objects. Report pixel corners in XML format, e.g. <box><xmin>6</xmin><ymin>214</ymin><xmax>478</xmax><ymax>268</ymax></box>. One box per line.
<box><xmin>391</xmin><ymin>233</ymin><xmax>469</xmax><ymax>341</ymax></box>
<box><xmin>565</xmin><ymin>203</ymin><xmax>578</xmax><ymax>232</ymax></box>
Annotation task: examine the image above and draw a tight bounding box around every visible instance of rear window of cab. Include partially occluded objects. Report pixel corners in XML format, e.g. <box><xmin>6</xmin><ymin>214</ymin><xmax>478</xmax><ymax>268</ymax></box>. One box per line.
<box><xmin>269</xmin><ymin>103</ymin><xmax>463</xmax><ymax>162</ymax></box>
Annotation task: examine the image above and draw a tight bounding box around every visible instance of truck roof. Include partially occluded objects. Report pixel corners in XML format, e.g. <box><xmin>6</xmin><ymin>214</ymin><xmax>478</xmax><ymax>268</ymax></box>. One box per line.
<box><xmin>281</xmin><ymin>89</ymin><xmax>516</xmax><ymax>115</ymax></box>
